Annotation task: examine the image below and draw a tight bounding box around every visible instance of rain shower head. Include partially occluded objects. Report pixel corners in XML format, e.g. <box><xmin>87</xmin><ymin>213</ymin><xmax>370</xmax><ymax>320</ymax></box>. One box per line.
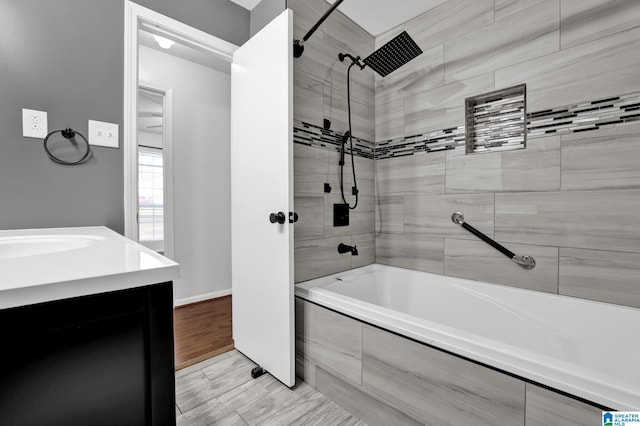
<box><xmin>363</xmin><ymin>31</ymin><xmax>422</xmax><ymax>77</ymax></box>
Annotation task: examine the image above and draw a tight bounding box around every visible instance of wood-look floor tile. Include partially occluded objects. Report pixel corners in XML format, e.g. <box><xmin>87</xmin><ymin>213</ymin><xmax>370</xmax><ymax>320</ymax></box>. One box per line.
<box><xmin>177</xmin><ymin>352</ymin><xmax>257</xmax><ymax>413</ymax></box>
<box><xmin>177</xmin><ymin>374</ymin><xmax>277</xmax><ymax>425</ymax></box>
<box><xmin>236</xmin><ymin>383</ymin><xmax>299</xmax><ymax>425</ymax></box>
<box><xmin>175</xmin><ymin>370</ymin><xmax>209</xmax><ymax>397</ymax></box>
<box><xmin>260</xmin><ymin>396</ymin><xmax>352</xmax><ymax>426</ymax></box>
<box><xmin>244</xmin><ymin>382</ymin><xmax>320</xmax><ymax>425</ymax></box>
<box><xmin>316</xmin><ymin>367</ymin><xmax>422</xmax><ymax>426</ymax></box>
<box><xmin>176</xmin><ymin>340</ymin><xmax>367</xmax><ymax>426</ymax></box>
<box><xmin>176</xmin><ymin>350</ymin><xmax>231</xmax><ymax>379</ymax></box>
<box><xmin>209</xmin><ymin>411</ymin><xmax>249</xmax><ymax>426</ymax></box>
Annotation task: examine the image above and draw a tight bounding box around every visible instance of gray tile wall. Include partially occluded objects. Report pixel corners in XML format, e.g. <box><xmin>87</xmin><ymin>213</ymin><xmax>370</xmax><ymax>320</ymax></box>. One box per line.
<box><xmin>373</xmin><ymin>0</ymin><xmax>640</xmax><ymax>308</ymax></box>
<box><xmin>291</xmin><ymin>0</ymin><xmax>376</xmax><ymax>282</ymax></box>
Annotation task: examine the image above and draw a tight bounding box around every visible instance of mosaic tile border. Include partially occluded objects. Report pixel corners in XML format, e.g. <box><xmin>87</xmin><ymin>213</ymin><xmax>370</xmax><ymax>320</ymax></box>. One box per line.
<box><xmin>293</xmin><ymin>120</ymin><xmax>374</xmax><ymax>159</ymax></box>
<box><xmin>373</xmin><ymin>91</ymin><xmax>640</xmax><ymax>159</ymax></box>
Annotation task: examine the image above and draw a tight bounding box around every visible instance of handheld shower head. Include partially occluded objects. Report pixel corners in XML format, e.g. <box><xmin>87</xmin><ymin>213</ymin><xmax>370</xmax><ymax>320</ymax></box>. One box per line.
<box><xmin>338</xmin><ymin>52</ymin><xmax>365</xmax><ymax>70</ymax></box>
<box><xmin>340</xmin><ymin>130</ymin><xmax>350</xmax><ymax>166</ymax></box>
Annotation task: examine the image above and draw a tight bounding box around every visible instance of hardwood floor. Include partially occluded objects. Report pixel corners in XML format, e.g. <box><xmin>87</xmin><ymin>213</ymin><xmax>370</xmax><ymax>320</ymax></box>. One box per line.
<box><xmin>175</xmin><ymin>350</ymin><xmax>366</xmax><ymax>425</ymax></box>
<box><xmin>174</xmin><ymin>296</ymin><xmax>234</xmax><ymax>370</ymax></box>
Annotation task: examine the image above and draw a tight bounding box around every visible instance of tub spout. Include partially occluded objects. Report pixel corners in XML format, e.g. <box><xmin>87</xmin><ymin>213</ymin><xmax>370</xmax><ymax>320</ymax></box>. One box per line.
<box><xmin>338</xmin><ymin>243</ymin><xmax>358</xmax><ymax>256</ymax></box>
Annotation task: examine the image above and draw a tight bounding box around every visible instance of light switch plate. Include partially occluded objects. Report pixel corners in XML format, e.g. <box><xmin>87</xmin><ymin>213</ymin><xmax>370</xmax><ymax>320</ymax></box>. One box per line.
<box><xmin>88</xmin><ymin>120</ymin><xmax>119</xmax><ymax>148</ymax></box>
<box><xmin>22</xmin><ymin>108</ymin><xmax>48</xmax><ymax>138</ymax></box>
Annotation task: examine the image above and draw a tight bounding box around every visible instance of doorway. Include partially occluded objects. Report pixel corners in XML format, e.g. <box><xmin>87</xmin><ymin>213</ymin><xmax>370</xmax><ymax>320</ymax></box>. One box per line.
<box><xmin>124</xmin><ymin>2</ymin><xmax>238</xmax><ymax>305</ymax></box>
<box><xmin>124</xmin><ymin>3</ymin><xmax>295</xmax><ymax>385</ymax></box>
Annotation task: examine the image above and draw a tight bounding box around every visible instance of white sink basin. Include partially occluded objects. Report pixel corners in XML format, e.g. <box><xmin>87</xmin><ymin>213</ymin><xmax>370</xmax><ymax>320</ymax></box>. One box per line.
<box><xmin>0</xmin><ymin>226</ymin><xmax>179</xmax><ymax>310</ymax></box>
<box><xmin>0</xmin><ymin>235</ymin><xmax>106</xmax><ymax>260</ymax></box>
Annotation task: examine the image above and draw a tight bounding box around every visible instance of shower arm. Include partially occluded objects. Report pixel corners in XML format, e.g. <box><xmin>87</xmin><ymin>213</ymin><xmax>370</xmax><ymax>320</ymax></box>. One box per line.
<box><xmin>294</xmin><ymin>0</ymin><xmax>344</xmax><ymax>58</ymax></box>
<box><xmin>451</xmin><ymin>212</ymin><xmax>535</xmax><ymax>270</ymax></box>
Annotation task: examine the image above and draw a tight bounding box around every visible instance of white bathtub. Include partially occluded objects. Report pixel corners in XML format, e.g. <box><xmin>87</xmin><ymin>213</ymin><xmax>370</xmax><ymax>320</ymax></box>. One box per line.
<box><xmin>295</xmin><ymin>264</ymin><xmax>640</xmax><ymax>410</ymax></box>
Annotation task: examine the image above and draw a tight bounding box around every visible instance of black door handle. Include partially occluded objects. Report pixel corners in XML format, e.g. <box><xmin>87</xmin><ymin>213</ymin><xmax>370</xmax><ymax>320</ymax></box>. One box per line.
<box><xmin>289</xmin><ymin>212</ymin><xmax>299</xmax><ymax>223</ymax></box>
<box><xmin>269</xmin><ymin>212</ymin><xmax>286</xmax><ymax>224</ymax></box>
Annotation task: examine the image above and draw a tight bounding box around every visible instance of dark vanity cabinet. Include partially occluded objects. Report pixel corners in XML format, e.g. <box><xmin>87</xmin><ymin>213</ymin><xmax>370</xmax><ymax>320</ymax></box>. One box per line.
<box><xmin>0</xmin><ymin>282</ymin><xmax>176</xmax><ymax>426</ymax></box>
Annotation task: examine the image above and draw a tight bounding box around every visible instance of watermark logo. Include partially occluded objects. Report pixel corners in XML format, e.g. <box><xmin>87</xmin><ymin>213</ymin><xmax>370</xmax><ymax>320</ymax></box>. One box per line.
<box><xmin>603</xmin><ymin>411</ymin><xmax>640</xmax><ymax>426</ymax></box>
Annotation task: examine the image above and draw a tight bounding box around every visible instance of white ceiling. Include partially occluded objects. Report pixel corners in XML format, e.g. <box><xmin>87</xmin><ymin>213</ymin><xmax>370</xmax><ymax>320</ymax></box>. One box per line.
<box><xmin>229</xmin><ymin>0</ymin><xmax>449</xmax><ymax>36</ymax></box>
<box><xmin>138</xmin><ymin>28</ymin><xmax>231</xmax><ymax>74</ymax></box>
<box><xmin>324</xmin><ymin>0</ymin><xmax>448</xmax><ymax>36</ymax></box>
<box><xmin>230</xmin><ymin>0</ymin><xmax>261</xmax><ymax>10</ymax></box>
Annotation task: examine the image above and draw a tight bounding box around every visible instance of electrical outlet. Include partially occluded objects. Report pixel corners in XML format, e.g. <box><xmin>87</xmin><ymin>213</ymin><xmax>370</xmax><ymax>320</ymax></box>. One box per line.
<box><xmin>88</xmin><ymin>120</ymin><xmax>119</xmax><ymax>148</ymax></box>
<box><xmin>22</xmin><ymin>108</ymin><xmax>48</xmax><ymax>138</ymax></box>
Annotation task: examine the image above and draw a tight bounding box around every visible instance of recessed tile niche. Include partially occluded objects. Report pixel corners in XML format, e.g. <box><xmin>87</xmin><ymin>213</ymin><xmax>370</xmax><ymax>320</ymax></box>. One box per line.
<box><xmin>465</xmin><ymin>84</ymin><xmax>527</xmax><ymax>154</ymax></box>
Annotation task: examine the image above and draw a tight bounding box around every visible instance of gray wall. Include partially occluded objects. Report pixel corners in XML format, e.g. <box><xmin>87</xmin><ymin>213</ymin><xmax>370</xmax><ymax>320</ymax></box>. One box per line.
<box><xmin>250</xmin><ymin>0</ymin><xmax>286</xmax><ymax>37</ymax></box>
<box><xmin>0</xmin><ymin>0</ymin><xmax>249</xmax><ymax>233</ymax></box>
<box><xmin>139</xmin><ymin>46</ymin><xmax>232</xmax><ymax>301</ymax></box>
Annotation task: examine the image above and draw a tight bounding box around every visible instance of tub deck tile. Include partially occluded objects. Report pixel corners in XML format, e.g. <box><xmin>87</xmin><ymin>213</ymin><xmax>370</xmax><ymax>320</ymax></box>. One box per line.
<box><xmin>525</xmin><ymin>383</ymin><xmax>603</xmax><ymax>426</ymax></box>
<box><xmin>362</xmin><ymin>325</ymin><xmax>526</xmax><ymax>426</ymax></box>
<box><xmin>296</xmin><ymin>297</ymin><xmax>363</xmax><ymax>386</ymax></box>
<box><xmin>316</xmin><ymin>367</ymin><xmax>423</xmax><ymax>426</ymax></box>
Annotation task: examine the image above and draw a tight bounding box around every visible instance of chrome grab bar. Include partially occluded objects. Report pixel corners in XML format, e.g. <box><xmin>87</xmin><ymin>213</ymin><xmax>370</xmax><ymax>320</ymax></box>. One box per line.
<box><xmin>451</xmin><ymin>212</ymin><xmax>535</xmax><ymax>270</ymax></box>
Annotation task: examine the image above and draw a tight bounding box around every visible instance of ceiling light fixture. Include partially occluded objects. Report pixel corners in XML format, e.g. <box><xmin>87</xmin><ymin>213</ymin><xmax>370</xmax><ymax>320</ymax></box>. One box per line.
<box><xmin>153</xmin><ymin>35</ymin><xmax>175</xmax><ymax>49</ymax></box>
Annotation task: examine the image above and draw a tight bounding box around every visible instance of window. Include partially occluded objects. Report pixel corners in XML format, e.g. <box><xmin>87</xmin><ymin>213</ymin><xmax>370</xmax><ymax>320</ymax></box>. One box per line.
<box><xmin>138</xmin><ymin>146</ymin><xmax>164</xmax><ymax>251</ymax></box>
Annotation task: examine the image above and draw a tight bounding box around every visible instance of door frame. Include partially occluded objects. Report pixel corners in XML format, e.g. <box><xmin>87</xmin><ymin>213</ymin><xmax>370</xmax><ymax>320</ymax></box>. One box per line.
<box><xmin>123</xmin><ymin>1</ymin><xmax>238</xmax><ymax>249</ymax></box>
<box><xmin>137</xmin><ymin>82</ymin><xmax>174</xmax><ymax>256</ymax></box>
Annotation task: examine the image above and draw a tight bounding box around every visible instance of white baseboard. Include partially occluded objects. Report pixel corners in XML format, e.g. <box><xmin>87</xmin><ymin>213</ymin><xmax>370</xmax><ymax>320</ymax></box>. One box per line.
<box><xmin>174</xmin><ymin>288</ymin><xmax>232</xmax><ymax>307</ymax></box>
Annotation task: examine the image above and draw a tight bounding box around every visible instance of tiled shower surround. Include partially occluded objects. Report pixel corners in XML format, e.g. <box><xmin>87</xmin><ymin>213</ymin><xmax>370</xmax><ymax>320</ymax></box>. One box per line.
<box><xmin>290</xmin><ymin>0</ymin><xmax>640</xmax><ymax>423</ymax></box>
<box><xmin>292</xmin><ymin>0</ymin><xmax>640</xmax><ymax>311</ymax></box>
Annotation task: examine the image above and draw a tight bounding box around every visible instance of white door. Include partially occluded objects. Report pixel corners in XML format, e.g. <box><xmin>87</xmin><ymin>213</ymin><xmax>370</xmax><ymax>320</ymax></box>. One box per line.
<box><xmin>230</xmin><ymin>10</ymin><xmax>294</xmax><ymax>387</ymax></box>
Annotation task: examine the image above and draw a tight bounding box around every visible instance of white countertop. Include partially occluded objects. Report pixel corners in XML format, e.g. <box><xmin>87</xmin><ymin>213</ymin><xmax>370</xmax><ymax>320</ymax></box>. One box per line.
<box><xmin>0</xmin><ymin>226</ymin><xmax>179</xmax><ymax>310</ymax></box>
